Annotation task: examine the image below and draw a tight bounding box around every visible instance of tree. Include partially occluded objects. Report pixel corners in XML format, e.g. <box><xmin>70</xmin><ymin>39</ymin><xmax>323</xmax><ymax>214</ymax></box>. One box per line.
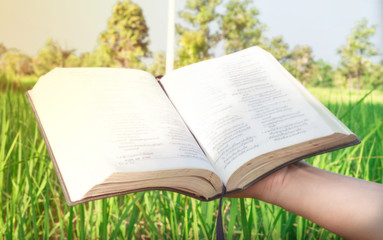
<box><xmin>79</xmin><ymin>52</ymin><xmax>98</xmax><ymax>67</ymax></box>
<box><xmin>263</xmin><ymin>36</ymin><xmax>290</xmax><ymax>62</ymax></box>
<box><xmin>79</xmin><ymin>48</ymin><xmax>113</xmax><ymax>68</ymax></box>
<box><xmin>148</xmin><ymin>52</ymin><xmax>166</xmax><ymax>77</ymax></box>
<box><xmin>311</xmin><ymin>59</ymin><xmax>335</xmax><ymax>87</ymax></box>
<box><xmin>33</xmin><ymin>39</ymin><xmax>77</xmax><ymax>76</ymax></box>
<box><xmin>176</xmin><ymin>0</ymin><xmax>221</xmax><ymax>67</ymax></box>
<box><xmin>3</xmin><ymin>49</ymin><xmax>34</xmax><ymax>77</ymax></box>
<box><xmin>219</xmin><ymin>0</ymin><xmax>267</xmax><ymax>54</ymax></box>
<box><xmin>363</xmin><ymin>62</ymin><xmax>383</xmax><ymax>89</ymax></box>
<box><xmin>0</xmin><ymin>45</ymin><xmax>34</xmax><ymax>85</ymax></box>
<box><xmin>65</xmin><ymin>54</ymin><xmax>81</xmax><ymax>68</ymax></box>
<box><xmin>337</xmin><ymin>18</ymin><xmax>378</xmax><ymax>90</ymax></box>
<box><xmin>285</xmin><ymin>45</ymin><xmax>315</xmax><ymax>86</ymax></box>
<box><xmin>218</xmin><ymin>0</ymin><xmax>290</xmax><ymax>63</ymax></box>
<box><xmin>98</xmin><ymin>1</ymin><xmax>151</xmax><ymax>69</ymax></box>
<box><xmin>0</xmin><ymin>43</ymin><xmax>7</xmax><ymax>73</ymax></box>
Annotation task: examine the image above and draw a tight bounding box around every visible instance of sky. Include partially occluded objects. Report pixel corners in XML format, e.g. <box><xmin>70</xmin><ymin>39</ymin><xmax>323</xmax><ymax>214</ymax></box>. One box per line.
<box><xmin>0</xmin><ymin>0</ymin><xmax>382</xmax><ymax>65</ymax></box>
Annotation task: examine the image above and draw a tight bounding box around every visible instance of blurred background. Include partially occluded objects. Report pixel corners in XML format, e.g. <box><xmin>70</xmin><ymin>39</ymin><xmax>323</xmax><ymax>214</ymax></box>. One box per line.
<box><xmin>0</xmin><ymin>0</ymin><xmax>382</xmax><ymax>90</ymax></box>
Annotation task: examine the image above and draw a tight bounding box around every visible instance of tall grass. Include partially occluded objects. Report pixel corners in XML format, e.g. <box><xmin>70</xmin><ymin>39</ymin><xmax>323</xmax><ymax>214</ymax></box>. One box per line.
<box><xmin>0</xmin><ymin>86</ymin><xmax>382</xmax><ymax>239</ymax></box>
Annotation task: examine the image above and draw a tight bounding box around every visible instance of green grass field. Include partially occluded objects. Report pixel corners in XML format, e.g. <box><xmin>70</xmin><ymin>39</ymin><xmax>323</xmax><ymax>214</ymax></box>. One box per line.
<box><xmin>0</xmin><ymin>85</ymin><xmax>382</xmax><ymax>239</ymax></box>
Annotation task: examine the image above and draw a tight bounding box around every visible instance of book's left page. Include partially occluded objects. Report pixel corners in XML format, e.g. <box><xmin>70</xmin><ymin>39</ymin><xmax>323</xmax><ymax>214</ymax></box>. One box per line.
<box><xmin>27</xmin><ymin>68</ymin><xmax>220</xmax><ymax>204</ymax></box>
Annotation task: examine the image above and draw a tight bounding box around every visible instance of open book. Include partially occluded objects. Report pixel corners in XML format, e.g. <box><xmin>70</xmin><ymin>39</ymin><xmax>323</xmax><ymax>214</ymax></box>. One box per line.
<box><xmin>26</xmin><ymin>47</ymin><xmax>360</xmax><ymax>206</ymax></box>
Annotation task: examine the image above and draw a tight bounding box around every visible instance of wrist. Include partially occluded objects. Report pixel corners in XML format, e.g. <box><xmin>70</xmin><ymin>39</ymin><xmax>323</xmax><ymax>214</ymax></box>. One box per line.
<box><xmin>260</xmin><ymin>161</ymin><xmax>311</xmax><ymax>205</ymax></box>
<box><xmin>227</xmin><ymin>161</ymin><xmax>311</xmax><ymax>202</ymax></box>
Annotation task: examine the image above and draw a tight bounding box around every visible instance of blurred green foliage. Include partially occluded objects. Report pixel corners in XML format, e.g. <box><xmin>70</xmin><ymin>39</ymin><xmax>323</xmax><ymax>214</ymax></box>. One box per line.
<box><xmin>338</xmin><ymin>18</ymin><xmax>381</xmax><ymax>90</ymax></box>
<box><xmin>0</xmin><ymin>0</ymin><xmax>381</xmax><ymax>90</ymax></box>
<box><xmin>176</xmin><ymin>0</ymin><xmax>222</xmax><ymax>68</ymax></box>
<box><xmin>97</xmin><ymin>0</ymin><xmax>151</xmax><ymax>69</ymax></box>
<box><xmin>219</xmin><ymin>0</ymin><xmax>267</xmax><ymax>53</ymax></box>
<box><xmin>147</xmin><ymin>52</ymin><xmax>166</xmax><ymax>77</ymax></box>
<box><xmin>33</xmin><ymin>39</ymin><xmax>79</xmax><ymax>76</ymax></box>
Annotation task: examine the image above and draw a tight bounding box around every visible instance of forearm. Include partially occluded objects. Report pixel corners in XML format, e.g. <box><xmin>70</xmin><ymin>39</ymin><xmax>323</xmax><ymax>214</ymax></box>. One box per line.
<box><xmin>260</xmin><ymin>162</ymin><xmax>383</xmax><ymax>240</ymax></box>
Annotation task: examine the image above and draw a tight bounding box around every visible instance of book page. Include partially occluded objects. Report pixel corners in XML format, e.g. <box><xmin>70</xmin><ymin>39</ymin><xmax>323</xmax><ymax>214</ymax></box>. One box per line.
<box><xmin>161</xmin><ymin>47</ymin><xmax>348</xmax><ymax>184</ymax></box>
<box><xmin>29</xmin><ymin>68</ymin><xmax>215</xmax><ymax>201</ymax></box>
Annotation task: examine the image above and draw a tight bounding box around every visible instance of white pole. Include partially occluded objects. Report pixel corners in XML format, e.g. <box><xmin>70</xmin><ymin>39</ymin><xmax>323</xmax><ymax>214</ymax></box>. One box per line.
<box><xmin>166</xmin><ymin>0</ymin><xmax>175</xmax><ymax>74</ymax></box>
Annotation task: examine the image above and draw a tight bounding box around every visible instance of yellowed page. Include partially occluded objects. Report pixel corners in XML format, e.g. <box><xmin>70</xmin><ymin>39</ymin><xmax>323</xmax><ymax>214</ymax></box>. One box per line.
<box><xmin>161</xmin><ymin>47</ymin><xmax>348</xmax><ymax>184</ymax></box>
<box><xmin>29</xmin><ymin>68</ymin><xmax>215</xmax><ymax>202</ymax></box>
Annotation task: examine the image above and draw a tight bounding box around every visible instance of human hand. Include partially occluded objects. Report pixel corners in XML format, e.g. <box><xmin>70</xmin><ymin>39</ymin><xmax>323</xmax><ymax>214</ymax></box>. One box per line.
<box><xmin>228</xmin><ymin>161</ymin><xmax>309</xmax><ymax>204</ymax></box>
<box><xmin>227</xmin><ymin>160</ymin><xmax>383</xmax><ymax>240</ymax></box>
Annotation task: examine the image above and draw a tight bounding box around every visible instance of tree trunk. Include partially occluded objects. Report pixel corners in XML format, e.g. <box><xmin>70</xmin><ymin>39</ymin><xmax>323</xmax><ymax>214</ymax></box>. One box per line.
<box><xmin>117</xmin><ymin>58</ymin><xmax>127</xmax><ymax>68</ymax></box>
<box><xmin>356</xmin><ymin>72</ymin><xmax>361</xmax><ymax>91</ymax></box>
<box><xmin>349</xmin><ymin>77</ymin><xmax>353</xmax><ymax>91</ymax></box>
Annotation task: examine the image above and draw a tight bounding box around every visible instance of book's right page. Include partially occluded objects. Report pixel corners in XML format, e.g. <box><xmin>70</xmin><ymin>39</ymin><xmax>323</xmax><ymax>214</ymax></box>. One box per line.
<box><xmin>161</xmin><ymin>47</ymin><xmax>357</xmax><ymax>187</ymax></box>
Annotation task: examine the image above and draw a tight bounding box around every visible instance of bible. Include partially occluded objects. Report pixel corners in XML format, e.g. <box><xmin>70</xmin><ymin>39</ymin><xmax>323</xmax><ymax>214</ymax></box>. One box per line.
<box><xmin>26</xmin><ymin>47</ymin><xmax>360</xmax><ymax>206</ymax></box>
